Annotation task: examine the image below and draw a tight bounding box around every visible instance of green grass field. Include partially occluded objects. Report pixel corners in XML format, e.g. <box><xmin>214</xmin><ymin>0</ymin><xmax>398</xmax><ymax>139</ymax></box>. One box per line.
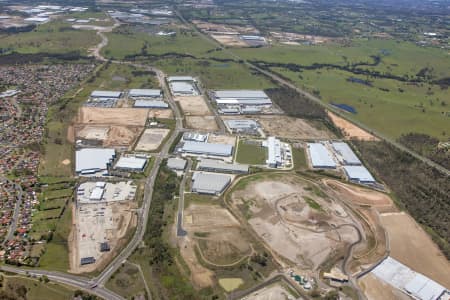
<box><xmin>1</xmin><ymin>276</ymin><xmax>75</xmax><ymax>300</ymax></box>
<box><xmin>273</xmin><ymin>67</ymin><xmax>449</xmax><ymax>139</ymax></box>
<box><xmin>102</xmin><ymin>27</ymin><xmax>228</xmax><ymax>60</ymax></box>
<box><xmin>106</xmin><ymin>263</ymin><xmax>147</xmax><ymax>299</ymax></box>
<box><xmin>235</xmin><ymin>140</ymin><xmax>267</xmax><ymax>165</ymax></box>
<box><xmin>0</xmin><ymin>21</ymin><xmax>100</xmax><ymax>55</ymax></box>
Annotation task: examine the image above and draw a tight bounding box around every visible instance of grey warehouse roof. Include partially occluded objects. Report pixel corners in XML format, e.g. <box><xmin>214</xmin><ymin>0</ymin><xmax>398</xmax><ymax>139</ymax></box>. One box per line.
<box><xmin>307</xmin><ymin>143</ymin><xmax>336</xmax><ymax>168</ymax></box>
<box><xmin>129</xmin><ymin>89</ymin><xmax>161</xmax><ymax>97</ymax></box>
<box><xmin>181</xmin><ymin>141</ymin><xmax>233</xmax><ymax>157</ymax></box>
<box><xmin>215</xmin><ymin>90</ymin><xmax>268</xmax><ymax>99</ymax></box>
<box><xmin>170</xmin><ymin>82</ymin><xmax>195</xmax><ymax>93</ymax></box>
<box><xmin>343</xmin><ymin>166</ymin><xmax>375</xmax><ymax>182</ymax></box>
<box><xmin>226</xmin><ymin>119</ymin><xmax>259</xmax><ymax>129</ymax></box>
<box><xmin>332</xmin><ymin>142</ymin><xmax>361</xmax><ymax>165</ymax></box>
<box><xmin>115</xmin><ymin>156</ymin><xmax>147</xmax><ymax>170</ymax></box>
<box><xmin>134</xmin><ymin>100</ymin><xmax>169</xmax><ymax>108</ymax></box>
<box><xmin>167</xmin><ymin>158</ymin><xmax>187</xmax><ymax>170</ymax></box>
<box><xmin>197</xmin><ymin>159</ymin><xmax>248</xmax><ymax>173</ymax></box>
<box><xmin>168</xmin><ymin>76</ymin><xmax>195</xmax><ymax>82</ymax></box>
<box><xmin>91</xmin><ymin>90</ymin><xmax>122</xmax><ymax>98</ymax></box>
<box><xmin>192</xmin><ymin>172</ymin><xmax>231</xmax><ymax>194</ymax></box>
<box><xmin>75</xmin><ymin>148</ymin><xmax>115</xmax><ymax>173</ymax></box>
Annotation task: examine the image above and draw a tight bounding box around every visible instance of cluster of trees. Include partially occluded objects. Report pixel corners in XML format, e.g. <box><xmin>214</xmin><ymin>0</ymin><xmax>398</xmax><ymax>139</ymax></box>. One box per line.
<box><xmin>398</xmin><ymin>133</ymin><xmax>449</xmax><ymax>170</ymax></box>
<box><xmin>0</xmin><ymin>51</ymin><xmax>91</xmax><ymax>65</ymax></box>
<box><xmin>352</xmin><ymin>140</ymin><xmax>450</xmax><ymax>259</ymax></box>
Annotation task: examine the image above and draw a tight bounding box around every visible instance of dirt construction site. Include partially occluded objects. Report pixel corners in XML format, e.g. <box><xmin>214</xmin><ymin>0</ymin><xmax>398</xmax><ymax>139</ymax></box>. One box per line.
<box><xmin>73</xmin><ymin>107</ymin><xmax>150</xmax><ymax>149</ymax></box>
<box><xmin>68</xmin><ymin>185</ymin><xmax>137</xmax><ymax>274</ymax></box>
<box><xmin>327</xmin><ymin>112</ymin><xmax>378</xmax><ymax>141</ymax></box>
<box><xmin>251</xmin><ymin>115</ymin><xmax>334</xmax><ymax>140</ymax></box>
<box><xmin>174</xmin><ymin>95</ymin><xmax>219</xmax><ymax>131</ymax></box>
<box><xmin>229</xmin><ymin>173</ymin><xmax>362</xmax><ymax>270</ymax></box>
<box><xmin>178</xmin><ymin>203</ymin><xmax>253</xmax><ymax>289</ymax></box>
<box><xmin>135</xmin><ymin>128</ymin><xmax>170</xmax><ymax>151</ymax></box>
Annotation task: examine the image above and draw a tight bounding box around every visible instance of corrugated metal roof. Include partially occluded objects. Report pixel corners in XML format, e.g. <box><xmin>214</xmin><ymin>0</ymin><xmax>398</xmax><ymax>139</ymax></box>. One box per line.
<box><xmin>170</xmin><ymin>82</ymin><xmax>195</xmax><ymax>93</ymax></box>
<box><xmin>267</xmin><ymin>136</ymin><xmax>281</xmax><ymax>167</ymax></box>
<box><xmin>197</xmin><ymin>159</ymin><xmax>248</xmax><ymax>173</ymax></box>
<box><xmin>168</xmin><ymin>76</ymin><xmax>195</xmax><ymax>82</ymax></box>
<box><xmin>91</xmin><ymin>90</ymin><xmax>122</xmax><ymax>98</ymax></box>
<box><xmin>331</xmin><ymin>142</ymin><xmax>361</xmax><ymax>165</ymax></box>
<box><xmin>225</xmin><ymin>119</ymin><xmax>258</xmax><ymax>129</ymax></box>
<box><xmin>167</xmin><ymin>158</ymin><xmax>187</xmax><ymax>170</ymax></box>
<box><xmin>216</xmin><ymin>99</ymin><xmax>272</xmax><ymax>105</ymax></box>
<box><xmin>115</xmin><ymin>156</ymin><xmax>147</xmax><ymax>170</ymax></box>
<box><xmin>307</xmin><ymin>143</ymin><xmax>336</xmax><ymax>168</ymax></box>
<box><xmin>343</xmin><ymin>166</ymin><xmax>375</xmax><ymax>182</ymax></box>
<box><xmin>372</xmin><ymin>257</ymin><xmax>446</xmax><ymax>300</ymax></box>
<box><xmin>129</xmin><ymin>89</ymin><xmax>161</xmax><ymax>97</ymax></box>
<box><xmin>192</xmin><ymin>172</ymin><xmax>231</xmax><ymax>194</ymax></box>
<box><xmin>181</xmin><ymin>141</ymin><xmax>233</xmax><ymax>157</ymax></box>
<box><xmin>215</xmin><ymin>90</ymin><xmax>268</xmax><ymax>99</ymax></box>
<box><xmin>75</xmin><ymin>148</ymin><xmax>115</xmax><ymax>173</ymax></box>
<box><xmin>133</xmin><ymin>100</ymin><xmax>169</xmax><ymax>108</ymax></box>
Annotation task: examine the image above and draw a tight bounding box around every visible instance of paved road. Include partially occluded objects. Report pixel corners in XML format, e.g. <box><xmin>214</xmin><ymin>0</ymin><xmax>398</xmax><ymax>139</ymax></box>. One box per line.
<box><xmin>1</xmin><ymin>177</ymin><xmax>24</xmax><ymax>245</ymax></box>
<box><xmin>0</xmin><ymin>265</ymin><xmax>123</xmax><ymax>300</ymax></box>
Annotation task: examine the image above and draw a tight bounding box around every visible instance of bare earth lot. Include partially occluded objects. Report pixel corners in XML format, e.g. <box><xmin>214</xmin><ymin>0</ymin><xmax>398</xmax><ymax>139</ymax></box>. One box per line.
<box><xmin>174</xmin><ymin>95</ymin><xmax>211</xmax><ymax>116</ymax></box>
<box><xmin>180</xmin><ymin>203</ymin><xmax>252</xmax><ymax>288</ymax></box>
<box><xmin>380</xmin><ymin>212</ymin><xmax>450</xmax><ymax>287</ymax></box>
<box><xmin>207</xmin><ymin>134</ymin><xmax>236</xmax><ymax>146</ymax></box>
<box><xmin>230</xmin><ymin>174</ymin><xmax>360</xmax><ymax>269</ymax></box>
<box><xmin>135</xmin><ymin>128</ymin><xmax>170</xmax><ymax>151</ymax></box>
<box><xmin>254</xmin><ymin>115</ymin><xmax>333</xmax><ymax>140</ymax></box>
<box><xmin>328</xmin><ymin>112</ymin><xmax>378</xmax><ymax>141</ymax></box>
<box><xmin>77</xmin><ymin>107</ymin><xmax>148</xmax><ymax>126</ymax></box>
<box><xmin>358</xmin><ymin>273</ymin><xmax>410</xmax><ymax>300</ymax></box>
<box><xmin>148</xmin><ymin>109</ymin><xmax>173</xmax><ymax>119</ymax></box>
<box><xmin>186</xmin><ymin>116</ymin><xmax>218</xmax><ymax>131</ymax></box>
<box><xmin>242</xmin><ymin>282</ymin><xmax>298</xmax><ymax>300</ymax></box>
<box><xmin>76</xmin><ymin>125</ymin><xmax>142</xmax><ymax>149</ymax></box>
<box><xmin>211</xmin><ymin>34</ymin><xmax>248</xmax><ymax>47</ymax></box>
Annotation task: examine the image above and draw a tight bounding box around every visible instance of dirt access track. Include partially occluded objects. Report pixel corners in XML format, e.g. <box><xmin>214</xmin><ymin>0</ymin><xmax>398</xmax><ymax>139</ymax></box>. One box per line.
<box><xmin>327</xmin><ymin>112</ymin><xmax>378</xmax><ymax>141</ymax></box>
<box><xmin>229</xmin><ymin>173</ymin><xmax>361</xmax><ymax>270</ymax></box>
<box><xmin>380</xmin><ymin>212</ymin><xmax>450</xmax><ymax>287</ymax></box>
<box><xmin>179</xmin><ymin>203</ymin><xmax>252</xmax><ymax>289</ymax></box>
<box><xmin>255</xmin><ymin>115</ymin><xmax>334</xmax><ymax>140</ymax></box>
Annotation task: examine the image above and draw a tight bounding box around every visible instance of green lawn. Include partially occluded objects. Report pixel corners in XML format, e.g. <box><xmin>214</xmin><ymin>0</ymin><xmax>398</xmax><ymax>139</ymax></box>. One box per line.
<box><xmin>235</xmin><ymin>140</ymin><xmax>267</xmax><ymax>165</ymax></box>
<box><xmin>292</xmin><ymin>147</ymin><xmax>308</xmax><ymax>170</ymax></box>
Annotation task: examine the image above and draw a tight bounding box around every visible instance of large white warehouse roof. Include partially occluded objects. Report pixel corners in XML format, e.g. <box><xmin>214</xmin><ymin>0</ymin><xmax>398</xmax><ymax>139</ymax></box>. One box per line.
<box><xmin>332</xmin><ymin>142</ymin><xmax>361</xmax><ymax>165</ymax></box>
<box><xmin>91</xmin><ymin>90</ymin><xmax>122</xmax><ymax>98</ymax></box>
<box><xmin>181</xmin><ymin>141</ymin><xmax>233</xmax><ymax>157</ymax></box>
<box><xmin>115</xmin><ymin>156</ymin><xmax>147</xmax><ymax>171</ymax></box>
<box><xmin>197</xmin><ymin>159</ymin><xmax>248</xmax><ymax>173</ymax></box>
<box><xmin>343</xmin><ymin>166</ymin><xmax>375</xmax><ymax>183</ymax></box>
<box><xmin>75</xmin><ymin>148</ymin><xmax>115</xmax><ymax>174</ymax></box>
<box><xmin>307</xmin><ymin>143</ymin><xmax>336</xmax><ymax>168</ymax></box>
<box><xmin>134</xmin><ymin>100</ymin><xmax>169</xmax><ymax>108</ymax></box>
<box><xmin>215</xmin><ymin>90</ymin><xmax>268</xmax><ymax>99</ymax></box>
<box><xmin>129</xmin><ymin>89</ymin><xmax>161</xmax><ymax>97</ymax></box>
<box><xmin>192</xmin><ymin>172</ymin><xmax>231</xmax><ymax>195</ymax></box>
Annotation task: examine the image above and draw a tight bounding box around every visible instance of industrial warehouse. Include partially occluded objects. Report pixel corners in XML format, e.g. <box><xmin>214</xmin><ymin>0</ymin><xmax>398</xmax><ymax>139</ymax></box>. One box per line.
<box><xmin>90</xmin><ymin>90</ymin><xmax>122</xmax><ymax>98</ymax></box>
<box><xmin>167</xmin><ymin>157</ymin><xmax>187</xmax><ymax>171</ymax></box>
<box><xmin>197</xmin><ymin>158</ymin><xmax>249</xmax><ymax>174</ymax></box>
<box><xmin>331</xmin><ymin>142</ymin><xmax>361</xmax><ymax>165</ymax></box>
<box><xmin>343</xmin><ymin>165</ymin><xmax>375</xmax><ymax>183</ymax></box>
<box><xmin>114</xmin><ymin>155</ymin><xmax>148</xmax><ymax>172</ymax></box>
<box><xmin>191</xmin><ymin>172</ymin><xmax>231</xmax><ymax>195</ymax></box>
<box><xmin>179</xmin><ymin>141</ymin><xmax>233</xmax><ymax>157</ymax></box>
<box><xmin>225</xmin><ymin>119</ymin><xmax>260</xmax><ymax>135</ymax></box>
<box><xmin>307</xmin><ymin>143</ymin><xmax>337</xmax><ymax>169</ymax></box>
<box><xmin>263</xmin><ymin>136</ymin><xmax>292</xmax><ymax>168</ymax></box>
<box><xmin>213</xmin><ymin>90</ymin><xmax>273</xmax><ymax>114</ymax></box>
<box><xmin>128</xmin><ymin>88</ymin><xmax>162</xmax><ymax>98</ymax></box>
<box><xmin>75</xmin><ymin>148</ymin><xmax>116</xmax><ymax>175</ymax></box>
<box><xmin>133</xmin><ymin>99</ymin><xmax>169</xmax><ymax>108</ymax></box>
<box><xmin>167</xmin><ymin>76</ymin><xmax>199</xmax><ymax>96</ymax></box>
<box><xmin>77</xmin><ymin>181</ymin><xmax>136</xmax><ymax>204</ymax></box>
<box><xmin>371</xmin><ymin>257</ymin><xmax>448</xmax><ymax>300</ymax></box>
